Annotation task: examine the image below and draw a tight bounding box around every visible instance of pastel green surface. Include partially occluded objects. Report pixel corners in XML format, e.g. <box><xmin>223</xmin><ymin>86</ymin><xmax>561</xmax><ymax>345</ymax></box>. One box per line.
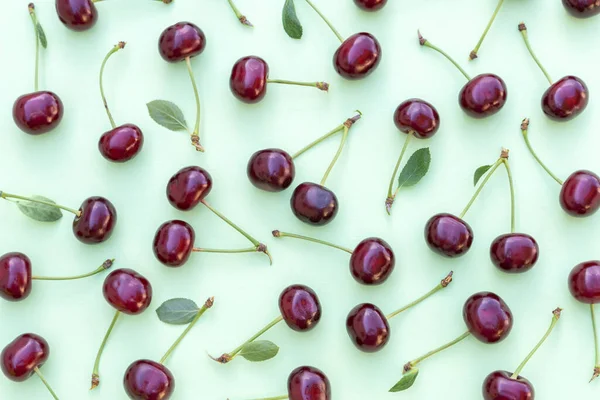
<box><xmin>1</xmin><ymin>0</ymin><xmax>598</xmax><ymax>399</ymax></box>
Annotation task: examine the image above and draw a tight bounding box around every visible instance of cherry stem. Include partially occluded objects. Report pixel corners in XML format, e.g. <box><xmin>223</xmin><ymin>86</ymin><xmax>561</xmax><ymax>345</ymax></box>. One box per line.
<box><xmin>321</xmin><ymin>126</ymin><xmax>348</xmax><ymax>185</ymax></box>
<box><xmin>185</xmin><ymin>56</ymin><xmax>204</xmax><ymax>152</ymax></box>
<box><xmin>459</xmin><ymin>158</ymin><xmax>503</xmax><ymax>219</ymax></box>
<box><xmin>28</xmin><ymin>4</ymin><xmax>40</xmax><ymax>92</ymax></box>
<box><xmin>227</xmin><ymin>0</ymin><xmax>253</xmax><ymax>26</ymax></box>
<box><xmin>267</xmin><ymin>79</ymin><xmax>329</xmax><ymax>92</ymax></box>
<box><xmin>386</xmin><ymin>271</ymin><xmax>453</xmax><ymax>320</ymax></box>
<box><xmin>32</xmin><ymin>259</ymin><xmax>113</xmax><ymax>281</ymax></box>
<box><xmin>591</xmin><ymin>304</ymin><xmax>600</xmax><ymax>382</ymax></box>
<box><xmin>418</xmin><ymin>31</ymin><xmax>471</xmax><ymax>81</ymax></box>
<box><xmin>34</xmin><ymin>367</ymin><xmax>59</xmax><ymax>400</ymax></box>
<box><xmin>304</xmin><ymin>0</ymin><xmax>344</xmax><ymax>43</ymax></box>
<box><xmin>511</xmin><ymin>307</ymin><xmax>562</xmax><ymax>379</ymax></box>
<box><xmin>201</xmin><ymin>200</ymin><xmax>272</xmax><ymax>265</ymax></box>
<box><xmin>291</xmin><ymin>126</ymin><xmax>344</xmax><ymax>160</ymax></box>
<box><xmin>160</xmin><ymin>297</ymin><xmax>214</xmax><ymax>364</ymax></box>
<box><xmin>90</xmin><ymin>310</ymin><xmax>120</xmax><ymax>390</ymax></box>
<box><xmin>272</xmin><ymin>230</ymin><xmax>353</xmax><ymax>254</ymax></box>
<box><xmin>501</xmin><ymin>158</ymin><xmax>516</xmax><ymax>233</ymax></box>
<box><xmin>405</xmin><ymin>330</ymin><xmax>471</xmax><ymax>371</ymax></box>
<box><xmin>0</xmin><ymin>191</ymin><xmax>82</xmax><ymax>217</ymax></box>
<box><xmin>520</xmin><ymin>119</ymin><xmax>564</xmax><ymax>186</ymax></box>
<box><xmin>99</xmin><ymin>42</ymin><xmax>126</xmax><ymax>129</ymax></box>
<box><xmin>193</xmin><ymin>247</ymin><xmax>258</xmax><ymax>254</ymax></box>
<box><xmin>386</xmin><ymin>132</ymin><xmax>413</xmax><ymax>214</ymax></box>
<box><xmin>518</xmin><ymin>23</ymin><xmax>553</xmax><ymax>85</ymax></box>
<box><xmin>469</xmin><ymin>0</ymin><xmax>505</xmax><ymax>60</ymax></box>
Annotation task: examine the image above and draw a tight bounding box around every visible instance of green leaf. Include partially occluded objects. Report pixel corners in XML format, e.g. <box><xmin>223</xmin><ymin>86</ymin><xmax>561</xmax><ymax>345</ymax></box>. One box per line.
<box><xmin>147</xmin><ymin>100</ymin><xmax>189</xmax><ymax>132</ymax></box>
<box><xmin>389</xmin><ymin>368</ymin><xmax>419</xmax><ymax>392</ymax></box>
<box><xmin>282</xmin><ymin>0</ymin><xmax>303</xmax><ymax>39</ymax></box>
<box><xmin>36</xmin><ymin>23</ymin><xmax>47</xmax><ymax>49</ymax></box>
<box><xmin>156</xmin><ymin>298</ymin><xmax>199</xmax><ymax>325</ymax></box>
<box><xmin>239</xmin><ymin>340</ymin><xmax>280</xmax><ymax>362</ymax></box>
<box><xmin>397</xmin><ymin>148</ymin><xmax>431</xmax><ymax>188</ymax></box>
<box><xmin>473</xmin><ymin>165</ymin><xmax>492</xmax><ymax>186</ymax></box>
<box><xmin>16</xmin><ymin>195</ymin><xmax>62</xmax><ymax>222</ymax></box>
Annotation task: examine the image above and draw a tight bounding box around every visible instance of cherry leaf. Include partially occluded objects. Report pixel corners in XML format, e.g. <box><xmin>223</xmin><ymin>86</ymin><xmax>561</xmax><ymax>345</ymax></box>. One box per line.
<box><xmin>239</xmin><ymin>340</ymin><xmax>280</xmax><ymax>362</ymax></box>
<box><xmin>156</xmin><ymin>298</ymin><xmax>199</xmax><ymax>325</ymax></box>
<box><xmin>16</xmin><ymin>195</ymin><xmax>62</xmax><ymax>222</ymax></box>
<box><xmin>397</xmin><ymin>148</ymin><xmax>431</xmax><ymax>188</ymax></box>
<box><xmin>389</xmin><ymin>368</ymin><xmax>419</xmax><ymax>392</ymax></box>
<box><xmin>147</xmin><ymin>100</ymin><xmax>189</xmax><ymax>132</ymax></box>
<box><xmin>282</xmin><ymin>0</ymin><xmax>303</xmax><ymax>39</ymax></box>
<box><xmin>473</xmin><ymin>165</ymin><xmax>493</xmax><ymax>186</ymax></box>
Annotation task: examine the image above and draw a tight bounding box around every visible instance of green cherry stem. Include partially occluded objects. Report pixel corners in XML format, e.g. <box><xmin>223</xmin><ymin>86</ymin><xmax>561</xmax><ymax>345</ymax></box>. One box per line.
<box><xmin>459</xmin><ymin>156</ymin><xmax>504</xmax><ymax>219</ymax></box>
<box><xmin>591</xmin><ymin>304</ymin><xmax>600</xmax><ymax>382</ymax></box>
<box><xmin>469</xmin><ymin>0</ymin><xmax>505</xmax><ymax>60</ymax></box>
<box><xmin>304</xmin><ymin>0</ymin><xmax>344</xmax><ymax>43</ymax></box>
<box><xmin>518</xmin><ymin>23</ymin><xmax>553</xmax><ymax>85</ymax></box>
<box><xmin>34</xmin><ymin>367</ymin><xmax>60</xmax><ymax>400</ymax></box>
<box><xmin>90</xmin><ymin>310</ymin><xmax>121</xmax><ymax>390</ymax></box>
<box><xmin>321</xmin><ymin>126</ymin><xmax>348</xmax><ymax>185</ymax></box>
<box><xmin>272</xmin><ymin>230</ymin><xmax>353</xmax><ymax>254</ymax></box>
<box><xmin>419</xmin><ymin>31</ymin><xmax>471</xmax><ymax>81</ymax></box>
<box><xmin>404</xmin><ymin>330</ymin><xmax>471</xmax><ymax>372</ymax></box>
<box><xmin>160</xmin><ymin>297</ymin><xmax>214</xmax><ymax>364</ymax></box>
<box><xmin>0</xmin><ymin>191</ymin><xmax>82</xmax><ymax>217</ymax></box>
<box><xmin>386</xmin><ymin>271</ymin><xmax>453</xmax><ymax>320</ymax></box>
<box><xmin>32</xmin><ymin>259</ymin><xmax>113</xmax><ymax>281</ymax></box>
<box><xmin>386</xmin><ymin>132</ymin><xmax>413</xmax><ymax>214</ymax></box>
<box><xmin>267</xmin><ymin>79</ymin><xmax>329</xmax><ymax>92</ymax></box>
<box><xmin>520</xmin><ymin>119</ymin><xmax>564</xmax><ymax>186</ymax></box>
<box><xmin>99</xmin><ymin>42</ymin><xmax>126</xmax><ymax>129</ymax></box>
<box><xmin>511</xmin><ymin>307</ymin><xmax>562</xmax><ymax>379</ymax></box>
<box><xmin>227</xmin><ymin>0</ymin><xmax>253</xmax><ymax>26</ymax></box>
<box><xmin>185</xmin><ymin>56</ymin><xmax>204</xmax><ymax>152</ymax></box>
<box><xmin>502</xmin><ymin>157</ymin><xmax>516</xmax><ymax>233</ymax></box>
<box><xmin>193</xmin><ymin>247</ymin><xmax>259</xmax><ymax>254</ymax></box>
<box><xmin>28</xmin><ymin>3</ymin><xmax>40</xmax><ymax>92</ymax></box>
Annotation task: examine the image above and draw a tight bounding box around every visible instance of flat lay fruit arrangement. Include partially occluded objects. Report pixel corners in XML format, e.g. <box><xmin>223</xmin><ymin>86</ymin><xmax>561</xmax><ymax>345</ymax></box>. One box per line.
<box><xmin>1</xmin><ymin>0</ymin><xmax>599</xmax><ymax>399</ymax></box>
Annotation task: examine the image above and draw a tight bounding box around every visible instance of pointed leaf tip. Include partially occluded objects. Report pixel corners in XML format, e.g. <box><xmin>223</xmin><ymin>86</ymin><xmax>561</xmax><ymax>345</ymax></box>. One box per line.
<box><xmin>397</xmin><ymin>148</ymin><xmax>431</xmax><ymax>188</ymax></box>
<box><xmin>282</xmin><ymin>0</ymin><xmax>303</xmax><ymax>39</ymax></box>
<box><xmin>473</xmin><ymin>165</ymin><xmax>492</xmax><ymax>186</ymax></box>
<box><xmin>147</xmin><ymin>100</ymin><xmax>189</xmax><ymax>132</ymax></box>
<box><xmin>389</xmin><ymin>368</ymin><xmax>419</xmax><ymax>392</ymax></box>
<box><xmin>156</xmin><ymin>298</ymin><xmax>200</xmax><ymax>325</ymax></box>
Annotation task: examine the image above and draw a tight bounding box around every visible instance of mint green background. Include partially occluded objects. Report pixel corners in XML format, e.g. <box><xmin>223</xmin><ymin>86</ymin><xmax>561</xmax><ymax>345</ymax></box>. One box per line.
<box><xmin>1</xmin><ymin>0</ymin><xmax>599</xmax><ymax>399</ymax></box>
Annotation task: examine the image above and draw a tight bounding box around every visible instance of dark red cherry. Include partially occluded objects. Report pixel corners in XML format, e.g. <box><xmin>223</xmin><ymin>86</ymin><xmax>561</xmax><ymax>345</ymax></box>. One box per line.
<box><xmin>278</xmin><ymin>285</ymin><xmax>322</xmax><ymax>332</ymax></box>
<box><xmin>542</xmin><ymin>76</ymin><xmax>588</xmax><ymax>121</ymax></box>
<box><xmin>349</xmin><ymin>238</ymin><xmax>395</xmax><ymax>285</ymax></box>
<box><xmin>463</xmin><ymin>292</ymin><xmax>513</xmax><ymax>344</ymax></box>
<box><xmin>562</xmin><ymin>0</ymin><xmax>600</xmax><ymax>18</ymax></box>
<box><xmin>247</xmin><ymin>149</ymin><xmax>295</xmax><ymax>192</ymax></box>
<box><xmin>0</xmin><ymin>252</ymin><xmax>32</xmax><ymax>302</ymax></box>
<box><xmin>72</xmin><ymin>196</ymin><xmax>117</xmax><ymax>244</ymax></box>
<box><xmin>482</xmin><ymin>370</ymin><xmax>534</xmax><ymax>400</ymax></box>
<box><xmin>288</xmin><ymin>366</ymin><xmax>331</xmax><ymax>400</ymax></box>
<box><xmin>159</xmin><ymin>22</ymin><xmax>206</xmax><ymax>63</ymax></box>
<box><xmin>152</xmin><ymin>220</ymin><xmax>195</xmax><ymax>268</ymax></box>
<box><xmin>123</xmin><ymin>359</ymin><xmax>175</xmax><ymax>400</ymax></box>
<box><xmin>459</xmin><ymin>74</ymin><xmax>507</xmax><ymax>118</ymax></box>
<box><xmin>166</xmin><ymin>166</ymin><xmax>212</xmax><ymax>211</ymax></box>
<box><xmin>13</xmin><ymin>91</ymin><xmax>64</xmax><ymax>135</ymax></box>
<box><xmin>354</xmin><ymin>0</ymin><xmax>387</xmax><ymax>11</ymax></box>
<box><xmin>229</xmin><ymin>56</ymin><xmax>269</xmax><ymax>104</ymax></box>
<box><xmin>559</xmin><ymin>170</ymin><xmax>600</xmax><ymax>217</ymax></box>
<box><xmin>333</xmin><ymin>32</ymin><xmax>382</xmax><ymax>80</ymax></box>
<box><xmin>98</xmin><ymin>124</ymin><xmax>144</xmax><ymax>163</ymax></box>
<box><xmin>424</xmin><ymin>213</ymin><xmax>474</xmax><ymax>258</ymax></box>
<box><xmin>490</xmin><ymin>233</ymin><xmax>539</xmax><ymax>274</ymax></box>
<box><xmin>291</xmin><ymin>183</ymin><xmax>338</xmax><ymax>226</ymax></box>
<box><xmin>103</xmin><ymin>268</ymin><xmax>152</xmax><ymax>315</ymax></box>
<box><xmin>55</xmin><ymin>0</ymin><xmax>98</xmax><ymax>31</ymax></box>
<box><xmin>1</xmin><ymin>333</ymin><xmax>49</xmax><ymax>382</ymax></box>
<box><xmin>568</xmin><ymin>261</ymin><xmax>600</xmax><ymax>303</ymax></box>
<box><xmin>393</xmin><ymin>98</ymin><xmax>440</xmax><ymax>139</ymax></box>
<box><xmin>346</xmin><ymin>303</ymin><xmax>390</xmax><ymax>352</ymax></box>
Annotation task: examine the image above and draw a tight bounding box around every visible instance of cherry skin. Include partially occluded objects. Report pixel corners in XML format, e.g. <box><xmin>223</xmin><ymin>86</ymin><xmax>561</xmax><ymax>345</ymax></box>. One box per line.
<box><xmin>288</xmin><ymin>366</ymin><xmax>331</xmax><ymax>400</ymax></box>
<box><xmin>55</xmin><ymin>0</ymin><xmax>98</xmax><ymax>31</ymax></box>
<box><xmin>152</xmin><ymin>220</ymin><xmax>195</xmax><ymax>268</ymax></box>
<box><xmin>459</xmin><ymin>74</ymin><xmax>507</xmax><ymax>118</ymax></box>
<box><xmin>354</xmin><ymin>0</ymin><xmax>387</xmax><ymax>11</ymax></box>
<box><xmin>349</xmin><ymin>238</ymin><xmax>395</xmax><ymax>285</ymax></box>
<box><xmin>247</xmin><ymin>149</ymin><xmax>295</xmax><ymax>192</ymax></box>
<box><xmin>291</xmin><ymin>183</ymin><xmax>338</xmax><ymax>226</ymax></box>
<box><xmin>562</xmin><ymin>0</ymin><xmax>600</xmax><ymax>18</ymax></box>
<box><xmin>542</xmin><ymin>76</ymin><xmax>588</xmax><ymax>121</ymax></box>
<box><xmin>13</xmin><ymin>91</ymin><xmax>64</xmax><ymax>135</ymax></box>
<box><xmin>394</xmin><ymin>98</ymin><xmax>440</xmax><ymax>139</ymax></box>
<box><xmin>279</xmin><ymin>285</ymin><xmax>322</xmax><ymax>332</ymax></box>
<box><xmin>166</xmin><ymin>166</ymin><xmax>212</xmax><ymax>211</ymax></box>
<box><xmin>159</xmin><ymin>22</ymin><xmax>206</xmax><ymax>63</ymax></box>
<box><xmin>1</xmin><ymin>333</ymin><xmax>49</xmax><ymax>382</ymax></box>
<box><xmin>123</xmin><ymin>359</ymin><xmax>175</xmax><ymax>400</ymax></box>
<box><xmin>482</xmin><ymin>370</ymin><xmax>534</xmax><ymax>400</ymax></box>
<box><xmin>490</xmin><ymin>233</ymin><xmax>539</xmax><ymax>274</ymax></box>
<box><xmin>333</xmin><ymin>32</ymin><xmax>382</xmax><ymax>80</ymax></box>
<box><xmin>103</xmin><ymin>268</ymin><xmax>152</xmax><ymax>315</ymax></box>
<box><xmin>0</xmin><ymin>252</ymin><xmax>32</xmax><ymax>302</ymax></box>
<box><xmin>99</xmin><ymin>124</ymin><xmax>144</xmax><ymax>163</ymax></box>
<box><xmin>346</xmin><ymin>303</ymin><xmax>390</xmax><ymax>352</ymax></box>
<box><xmin>559</xmin><ymin>170</ymin><xmax>600</xmax><ymax>217</ymax></box>
<box><xmin>568</xmin><ymin>261</ymin><xmax>600</xmax><ymax>303</ymax></box>
<box><xmin>463</xmin><ymin>292</ymin><xmax>513</xmax><ymax>344</ymax></box>
<box><xmin>72</xmin><ymin>196</ymin><xmax>117</xmax><ymax>244</ymax></box>
<box><xmin>424</xmin><ymin>213</ymin><xmax>474</xmax><ymax>258</ymax></box>
<box><xmin>229</xmin><ymin>56</ymin><xmax>269</xmax><ymax>104</ymax></box>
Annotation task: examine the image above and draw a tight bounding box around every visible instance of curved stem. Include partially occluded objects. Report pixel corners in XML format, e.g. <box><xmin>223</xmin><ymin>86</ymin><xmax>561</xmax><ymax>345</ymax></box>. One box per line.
<box><xmin>227</xmin><ymin>0</ymin><xmax>253</xmax><ymax>26</ymax></box>
<box><xmin>28</xmin><ymin>5</ymin><xmax>40</xmax><ymax>92</ymax></box>
<box><xmin>0</xmin><ymin>192</ymin><xmax>81</xmax><ymax>217</ymax></box>
<box><xmin>591</xmin><ymin>304</ymin><xmax>600</xmax><ymax>382</ymax></box>
<box><xmin>387</xmin><ymin>272</ymin><xmax>453</xmax><ymax>320</ymax></box>
<box><xmin>272</xmin><ymin>230</ymin><xmax>353</xmax><ymax>254</ymax></box>
<box><xmin>321</xmin><ymin>127</ymin><xmax>348</xmax><ymax>186</ymax></box>
<box><xmin>267</xmin><ymin>79</ymin><xmax>329</xmax><ymax>92</ymax></box>
<box><xmin>32</xmin><ymin>259</ymin><xmax>113</xmax><ymax>281</ymax></box>
<box><xmin>408</xmin><ymin>331</ymin><xmax>470</xmax><ymax>369</ymax></box>
<box><xmin>511</xmin><ymin>307</ymin><xmax>561</xmax><ymax>379</ymax></box>
<box><xmin>304</xmin><ymin>0</ymin><xmax>344</xmax><ymax>43</ymax></box>
<box><xmin>519</xmin><ymin>24</ymin><xmax>553</xmax><ymax>85</ymax></box>
<box><xmin>459</xmin><ymin>159</ymin><xmax>503</xmax><ymax>219</ymax></box>
<box><xmin>520</xmin><ymin>120</ymin><xmax>564</xmax><ymax>186</ymax></box>
<box><xmin>419</xmin><ymin>31</ymin><xmax>471</xmax><ymax>81</ymax></box>
<box><xmin>99</xmin><ymin>43</ymin><xmax>125</xmax><ymax>129</ymax></box>
<box><xmin>90</xmin><ymin>310</ymin><xmax>120</xmax><ymax>390</ymax></box>
<box><xmin>502</xmin><ymin>159</ymin><xmax>516</xmax><ymax>233</ymax></box>
<box><xmin>192</xmin><ymin>247</ymin><xmax>258</xmax><ymax>254</ymax></box>
<box><xmin>185</xmin><ymin>56</ymin><xmax>204</xmax><ymax>152</ymax></box>
<box><xmin>160</xmin><ymin>297</ymin><xmax>214</xmax><ymax>364</ymax></box>
<box><xmin>291</xmin><ymin>126</ymin><xmax>344</xmax><ymax>160</ymax></box>
<box><xmin>469</xmin><ymin>0</ymin><xmax>505</xmax><ymax>60</ymax></box>
<box><xmin>34</xmin><ymin>367</ymin><xmax>59</xmax><ymax>400</ymax></box>
<box><xmin>386</xmin><ymin>132</ymin><xmax>413</xmax><ymax>209</ymax></box>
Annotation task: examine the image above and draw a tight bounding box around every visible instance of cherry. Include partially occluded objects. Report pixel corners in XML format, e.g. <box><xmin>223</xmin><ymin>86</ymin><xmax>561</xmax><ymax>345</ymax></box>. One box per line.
<box><xmin>73</xmin><ymin>196</ymin><xmax>117</xmax><ymax>244</ymax></box>
<box><xmin>247</xmin><ymin>149</ymin><xmax>295</xmax><ymax>192</ymax></box>
<box><xmin>153</xmin><ymin>220</ymin><xmax>195</xmax><ymax>267</ymax></box>
<box><xmin>490</xmin><ymin>233</ymin><xmax>539</xmax><ymax>273</ymax></box>
<box><xmin>563</xmin><ymin>0</ymin><xmax>600</xmax><ymax>18</ymax></box>
<box><xmin>568</xmin><ymin>261</ymin><xmax>600</xmax><ymax>303</ymax></box>
<box><xmin>468</xmin><ymin>0</ymin><xmax>507</xmax><ymax>60</ymax></box>
<box><xmin>55</xmin><ymin>0</ymin><xmax>97</xmax><ymax>31</ymax></box>
<box><xmin>346</xmin><ymin>303</ymin><xmax>390</xmax><ymax>352</ymax></box>
<box><xmin>333</xmin><ymin>32</ymin><xmax>382</xmax><ymax>80</ymax></box>
<box><xmin>354</xmin><ymin>0</ymin><xmax>387</xmax><ymax>11</ymax></box>
<box><xmin>124</xmin><ymin>360</ymin><xmax>174</xmax><ymax>400</ymax></box>
<box><xmin>463</xmin><ymin>291</ymin><xmax>513</xmax><ymax>344</ymax></box>
<box><xmin>288</xmin><ymin>366</ymin><xmax>331</xmax><ymax>400</ymax></box>
<box><xmin>166</xmin><ymin>166</ymin><xmax>212</xmax><ymax>211</ymax></box>
<box><xmin>291</xmin><ymin>183</ymin><xmax>338</xmax><ymax>226</ymax></box>
<box><xmin>425</xmin><ymin>213</ymin><xmax>473</xmax><ymax>258</ymax></box>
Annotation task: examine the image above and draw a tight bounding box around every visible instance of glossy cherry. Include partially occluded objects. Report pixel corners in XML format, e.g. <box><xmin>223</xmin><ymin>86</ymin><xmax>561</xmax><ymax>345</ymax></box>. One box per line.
<box><xmin>166</xmin><ymin>166</ymin><xmax>212</xmax><ymax>211</ymax></box>
<box><xmin>159</xmin><ymin>22</ymin><xmax>206</xmax><ymax>63</ymax></box>
<box><xmin>99</xmin><ymin>124</ymin><xmax>144</xmax><ymax>162</ymax></box>
<box><xmin>560</xmin><ymin>170</ymin><xmax>600</xmax><ymax>217</ymax></box>
<box><xmin>123</xmin><ymin>359</ymin><xmax>175</xmax><ymax>400</ymax></box>
<box><xmin>425</xmin><ymin>213</ymin><xmax>474</xmax><ymax>258</ymax></box>
<box><xmin>563</xmin><ymin>0</ymin><xmax>600</xmax><ymax>18</ymax></box>
<box><xmin>55</xmin><ymin>0</ymin><xmax>98</xmax><ymax>31</ymax></box>
<box><xmin>72</xmin><ymin>196</ymin><xmax>117</xmax><ymax>244</ymax></box>
<box><xmin>152</xmin><ymin>220</ymin><xmax>195</xmax><ymax>267</ymax></box>
<box><xmin>288</xmin><ymin>366</ymin><xmax>331</xmax><ymax>400</ymax></box>
<box><xmin>541</xmin><ymin>76</ymin><xmax>589</xmax><ymax>121</ymax></box>
<box><xmin>279</xmin><ymin>284</ymin><xmax>322</xmax><ymax>331</ymax></box>
<box><xmin>350</xmin><ymin>238</ymin><xmax>395</xmax><ymax>285</ymax></box>
<box><xmin>346</xmin><ymin>303</ymin><xmax>390</xmax><ymax>352</ymax></box>
<box><xmin>463</xmin><ymin>292</ymin><xmax>513</xmax><ymax>343</ymax></box>
<box><xmin>0</xmin><ymin>252</ymin><xmax>32</xmax><ymax>302</ymax></box>
<box><xmin>291</xmin><ymin>183</ymin><xmax>338</xmax><ymax>226</ymax></box>
<box><xmin>482</xmin><ymin>370</ymin><xmax>534</xmax><ymax>400</ymax></box>
<box><xmin>334</xmin><ymin>32</ymin><xmax>382</xmax><ymax>80</ymax></box>
<box><xmin>247</xmin><ymin>149</ymin><xmax>295</xmax><ymax>192</ymax></box>
<box><xmin>103</xmin><ymin>268</ymin><xmax>152</xmax><ymax>314</ymax></box>
<box><xmin>354</xmin><ymin>0</ymin><xmax>387</xmax><ymax>11</ymax></box>
<box><xmin>459</xmin><ymin>74</ymin><xmax>507</xmax><ymax>118</ymax></box>
<box><xmin>1</xmin><ymin>333</ymin><xmax>49</xmax><ymax>382</ymax></box>
<box><xmin>568</xmin><ymin>261</ymin><xmax>600</xmax><ymax>303</ymax></box>
<box><xmin>13</xmin><ymin>92</ymin><xmax>64</xmax><ymax>135</ymax></box>
<box><xmin>394</xmin><ymin>99</ymin><xmax>440</xmax><ymax>139</ymax></box>
<box><xmin>230</xmin><ymin>56</ymin><xmax>268</xmax><ymax>103</ymax></box>
<box><xmin>490</xmin><ymin>233</ymin><xmax>539</xmax><ymax>273</ymax></box>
